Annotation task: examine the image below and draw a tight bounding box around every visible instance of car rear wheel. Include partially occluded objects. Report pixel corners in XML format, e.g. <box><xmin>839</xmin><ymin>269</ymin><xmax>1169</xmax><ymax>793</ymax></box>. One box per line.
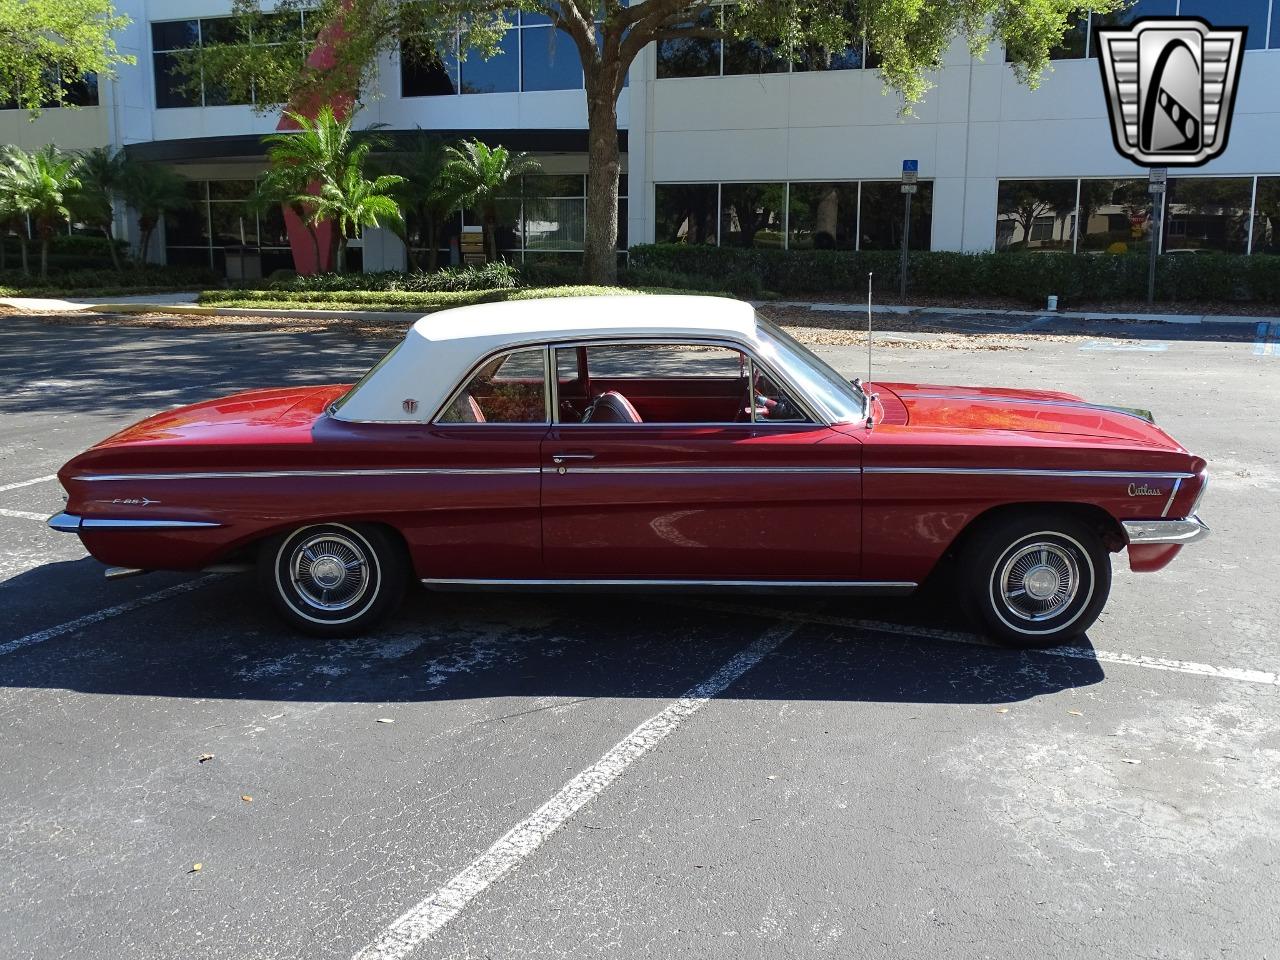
<box><xmin>958</xmin><ymin>513</ymin><xmax>1111</xmax><ymax>648</ymax></box>
<box><xmin>259</xmin><ymin>523</ymin><xmax>406</xmax><ymax>637</ymax></box>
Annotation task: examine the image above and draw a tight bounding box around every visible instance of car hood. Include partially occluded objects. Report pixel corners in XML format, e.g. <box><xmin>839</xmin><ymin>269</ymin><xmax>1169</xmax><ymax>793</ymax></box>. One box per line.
<box><xmin>93</xmin><ymin>385</ymin><xmax>350</xmax><ymax>448</ymax></box>
<box><xmin>874</xmin><ymin>382</ymin><xmax>1185</xmax><ymax>449</ymax></box>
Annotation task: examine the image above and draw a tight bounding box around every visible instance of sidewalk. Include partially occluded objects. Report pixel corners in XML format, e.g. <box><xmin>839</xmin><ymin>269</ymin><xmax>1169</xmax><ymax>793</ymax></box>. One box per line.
<box><xmin>2</xmin><ymin>291</ymin><xmax>1276</xmax><ymax>327</ymax></box>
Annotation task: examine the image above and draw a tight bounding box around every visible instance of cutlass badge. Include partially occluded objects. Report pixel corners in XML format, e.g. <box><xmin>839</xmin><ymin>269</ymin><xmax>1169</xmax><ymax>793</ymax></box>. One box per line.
<box><xmin>1128</xmin><ymin>483</ymin><xmax>1164</xmax><ymax>497</ymax></box>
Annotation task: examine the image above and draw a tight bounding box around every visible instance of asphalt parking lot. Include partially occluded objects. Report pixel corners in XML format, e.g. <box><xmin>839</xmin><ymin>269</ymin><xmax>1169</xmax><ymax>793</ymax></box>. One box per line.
<box><xmin>2</xmin><ymin>312</ymin><xmax>1278</xmax><ymax>960</ymax></box>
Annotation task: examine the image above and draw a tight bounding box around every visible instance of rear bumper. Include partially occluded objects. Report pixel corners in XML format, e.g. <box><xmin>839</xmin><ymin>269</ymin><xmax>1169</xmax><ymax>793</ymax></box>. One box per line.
<box><xmin>1122</xmin><ymin>516</ymin><xmax>1210</xmax><ymax>545</ymax></box>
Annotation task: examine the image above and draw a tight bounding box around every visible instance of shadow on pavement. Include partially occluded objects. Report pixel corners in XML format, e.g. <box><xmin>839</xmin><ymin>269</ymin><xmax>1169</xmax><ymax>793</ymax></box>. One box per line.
<box><xmin>0</xmin><ymin>563</ymin><xmax>1105</xmax><ymax>708</ymax></box>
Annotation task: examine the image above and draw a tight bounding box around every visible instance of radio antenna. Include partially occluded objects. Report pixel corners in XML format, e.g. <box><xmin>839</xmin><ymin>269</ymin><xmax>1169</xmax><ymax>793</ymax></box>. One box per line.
<box><xmin>866</xmin><ymin>271</ymin><xmax>873</xmax><ymax>387</ymax></box>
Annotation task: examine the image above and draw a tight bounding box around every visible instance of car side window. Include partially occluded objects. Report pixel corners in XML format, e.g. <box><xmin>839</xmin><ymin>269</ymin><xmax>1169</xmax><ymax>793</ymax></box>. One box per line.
<box><xmin>553</xmin><ymin>343</ymin><xmax>808</xmax><ymax>426</ymax></box>
<box><xmin>438</xmin><ymin>348</ymin><xmax>547</xmax><ymax>424</ymax></box>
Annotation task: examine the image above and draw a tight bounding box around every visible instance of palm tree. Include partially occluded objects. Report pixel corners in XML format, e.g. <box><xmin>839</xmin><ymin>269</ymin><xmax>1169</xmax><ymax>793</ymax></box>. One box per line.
<box><xmin>0</xmin><ymin>145</ymin><xmax>82</xmax><ymax>281</ymax></box>
<box><xmin>383</xmin><ymin>132</ymin><xmax>459</xmax><ymax>272</ymax></box>
<box><xmin>118</xmin><ymin>160</ymin><xmax>192</xmax><ymax>267</ymax></box>
<box><xmin>0</xmin><ymin>146</ymin><xmax>30</xmax><ymax>276</ymax></box>
<box><xmin>307</xmin><ymin>162</ymin><xmax>404</xmax><ymax>274</ymax></box>
<box><xmin>262</xmin><ymin>105</ymin><xmax>389</xmax><ymax>271</ymax></box>
<box><xmin>71</xmin><ymin>146</ymin><xmax>126</xmax><ymax>273</ymax></box>
<box><xmin>441</xmin><ymin>140</ymin><xmax>541</xmax><ymax>262</ymax></box>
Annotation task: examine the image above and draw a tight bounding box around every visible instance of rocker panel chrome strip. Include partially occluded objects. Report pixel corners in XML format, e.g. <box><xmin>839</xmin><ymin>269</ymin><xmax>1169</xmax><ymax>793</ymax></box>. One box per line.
<box><xmin>421</xmin><ymin>578</ymin><xmax>918</xmax><ymax>595</ymax></box>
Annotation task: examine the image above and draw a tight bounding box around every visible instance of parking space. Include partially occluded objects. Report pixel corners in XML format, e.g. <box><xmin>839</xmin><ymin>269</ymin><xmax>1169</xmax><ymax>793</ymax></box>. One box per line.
<box><xmin>1</xmin><ymin>314</ymin><xmax>1277</xmax><ymax>959</ymax></box>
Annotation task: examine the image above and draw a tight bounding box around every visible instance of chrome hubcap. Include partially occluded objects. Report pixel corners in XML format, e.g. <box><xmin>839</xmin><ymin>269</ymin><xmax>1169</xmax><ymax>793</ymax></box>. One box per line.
<box><xmin>999</xmin><ymin>542</ymin><xmax>1080</xmax><ymax>622</ymax></box>
<box><xmin>289</xmin><ymin>533</ymin><xmax>370</xmax><ymax>612</ymax></box>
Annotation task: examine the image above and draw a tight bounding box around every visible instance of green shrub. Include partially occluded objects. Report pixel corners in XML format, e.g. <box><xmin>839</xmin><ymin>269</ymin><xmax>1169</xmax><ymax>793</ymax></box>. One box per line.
<box><xmin>260</xmin><ymin>262</ymin><xmax>521</xmax><ymax>294</ymax></box>
<box><xmin>0</xmin><ymin>264</ymin><xmax>221</xmax><ymax>295</ymax></box>
<box><xmin>628</xmin><ymin>244</ymin><xmax>1280</xmax><ymax>304</ymax></box>
<box><xmin>519</xmin><ymin>260</ymin><xmax>583</xmax><ymax>287</ymax></box>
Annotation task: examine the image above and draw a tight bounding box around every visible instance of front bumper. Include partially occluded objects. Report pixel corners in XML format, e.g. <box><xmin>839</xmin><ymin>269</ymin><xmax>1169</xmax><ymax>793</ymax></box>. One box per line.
<box><xmin>1122</xmin><ymin>515</ymin><xmax>1210</xmax><ymax>545</ymax></box>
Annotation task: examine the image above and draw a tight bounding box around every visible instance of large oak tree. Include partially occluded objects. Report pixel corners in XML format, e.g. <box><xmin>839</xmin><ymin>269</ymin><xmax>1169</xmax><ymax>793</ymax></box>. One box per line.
<box><xmin>191</xmin><ymin>0</ymin><xmax>1119</xmax><ymax>283</ymax></box>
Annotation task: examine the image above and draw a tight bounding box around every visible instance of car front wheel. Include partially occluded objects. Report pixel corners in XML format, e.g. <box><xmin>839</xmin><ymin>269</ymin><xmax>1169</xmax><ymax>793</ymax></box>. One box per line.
<box><xmin>259</xmin><ymin>523</ymin><xmax>406</xmax><ymax>637</ymax></box>
<box><xmin>958</xmin><ymin>513</ymin><xmax>1111</xmax><ymax>648</ymax></box>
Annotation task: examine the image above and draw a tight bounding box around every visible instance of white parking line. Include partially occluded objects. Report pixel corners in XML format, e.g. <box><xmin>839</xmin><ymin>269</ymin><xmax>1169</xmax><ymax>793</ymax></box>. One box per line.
<box><xmin>352</xmin><ymin>621</ymin><xmax>799</xmax><ymax>960</ymax></box>
<box><xmin>0</xmin><ymin>474</ymin><xmax>57</xmax><ymax>494</ymax></box>
<box><xmin>682</xmin><ymin>600</ymin><xmax>1280</xmax><ymax>689</ymax></box>
<box><xmin>0</xmin><ymin>575</ymin><xmax>220</xmax><ymax>659</ymax></box>
<box><xmin>0</xmin><ymin>508</ymin><xmax>50</xmax><ymax>522</ymax></box>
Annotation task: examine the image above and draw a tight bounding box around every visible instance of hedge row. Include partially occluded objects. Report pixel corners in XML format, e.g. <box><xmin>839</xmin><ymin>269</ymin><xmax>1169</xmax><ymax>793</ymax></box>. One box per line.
<box><xmin>628</xmin><ymin>244</ymin><xmax>1280</xmax><ymax>304</ymax></box>
<box><xmin>0</xmin><ymin>264</ymin><xmax>221</xmax><ymax>297</ymax></box>
<box><xmin>259</xmin><ymin>261</ymin><xmax>521</xmax><ymax>293</ymax></box>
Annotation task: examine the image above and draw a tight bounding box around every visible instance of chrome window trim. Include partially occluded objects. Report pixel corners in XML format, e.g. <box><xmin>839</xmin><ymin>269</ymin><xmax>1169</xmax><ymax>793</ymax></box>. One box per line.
<box><xmin>863</xmin><ymin>468</ymin><xmax>1197</xmax><ymax>479</ymax></box>
<box><xmin>74</xmin><ymin>468</ymin><xmax>541</xmax><ymax>482</ymax></box>
<box><xmin>547</xmin><ymin>337</ymin><xmax>823</xmax><ymax>427</ymax></box>
<box><xmin>430</xmin><ymin>345</ymin><xmax>554</xmax><ymax>427</ymax></box>
<box><xmin>1161</xmin><ymin>477</ymin><xmax>1183</xmax><ymax>518</ymax></box>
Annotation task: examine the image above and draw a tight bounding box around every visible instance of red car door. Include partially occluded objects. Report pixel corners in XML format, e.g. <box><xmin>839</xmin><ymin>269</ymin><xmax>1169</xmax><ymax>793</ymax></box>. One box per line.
<box><xmin>540</xmin><ymin>342</ymin><xmax>864</xmax><ymax>582</ymax></box>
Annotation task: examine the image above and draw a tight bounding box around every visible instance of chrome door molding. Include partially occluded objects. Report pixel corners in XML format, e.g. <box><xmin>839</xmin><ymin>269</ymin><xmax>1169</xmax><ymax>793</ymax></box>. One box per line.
<box><xmin>421</xmin><ymin>577</ymin><xmax>918</xmax><ymax>595</ymax></box>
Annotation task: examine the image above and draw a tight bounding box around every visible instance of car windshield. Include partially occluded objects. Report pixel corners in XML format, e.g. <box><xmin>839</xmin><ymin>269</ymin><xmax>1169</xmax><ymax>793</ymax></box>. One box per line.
<box><xmin>753</xmin><ymin>315</ymin><xmax>867</xmax><ymax>424</ymax></box>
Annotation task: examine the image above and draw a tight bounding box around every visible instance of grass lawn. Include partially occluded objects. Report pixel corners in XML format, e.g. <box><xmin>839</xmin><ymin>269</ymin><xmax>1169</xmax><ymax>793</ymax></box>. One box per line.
<box><xmin>196</xmin><ymin>285</ymin><xmax>722</xmax><ymax>312</ymax></box>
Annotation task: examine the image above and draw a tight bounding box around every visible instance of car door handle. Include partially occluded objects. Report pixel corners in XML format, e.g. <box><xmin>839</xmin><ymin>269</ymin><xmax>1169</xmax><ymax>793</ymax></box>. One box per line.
<box><xmin>551</xmin><ymin>452</ymin><xmax>596</xmax><ymax>464</ymax></box>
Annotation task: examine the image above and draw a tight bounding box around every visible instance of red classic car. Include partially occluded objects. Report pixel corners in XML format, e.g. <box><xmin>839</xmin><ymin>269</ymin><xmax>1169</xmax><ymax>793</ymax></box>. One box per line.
<box><xmin>49</xmin><ymin>295</ymin><xmax>1208</xmax><ymax>646</ymax></box>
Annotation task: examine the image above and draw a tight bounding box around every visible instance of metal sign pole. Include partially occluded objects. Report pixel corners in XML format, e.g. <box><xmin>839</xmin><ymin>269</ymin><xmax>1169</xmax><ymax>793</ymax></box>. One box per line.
<box><xmin>1147</xmin><ymin>167</ymin><xmax>1167</xmax><ymax>305</ymax></box>
<box><xmin>900</xmin><ymin>190</ymin><xmax>911</xmax><ymax>299</ymax></box>
<box><xmin>899</xmin><ymin>160</ymin><xmax>918</xmax><ymax>300</ymax></box>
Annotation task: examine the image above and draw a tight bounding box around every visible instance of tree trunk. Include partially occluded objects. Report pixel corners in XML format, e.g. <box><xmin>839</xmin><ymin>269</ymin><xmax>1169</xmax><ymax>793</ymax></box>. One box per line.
<box><xmin>102</xmin><ymin>225</ymin><xmax>122</xmax><ymax>272</ymax></box>
<box><xmin>18</xmin><ymin>232</ymin><xmax>29</xmax><ymax>277</ymax></box>
<box><xmin>39</xmin><ymin>231</ymin><xmax>50</xmax><ymax>281</ymax></box>
<box><xmin>484</xmin><ymin>212</ymin><xmax>497</xmax><ymax>262</ymax></box>
<box><xmin>583</xmin><ymin>72</ymin><xmax>621</xmax><ymax>286</ymax></box>
<box><xmin>425</xmin><ymin>217</ymin><xmax>438</xmax><ymax>272</ymax></box>
<box><xmin>137</xmin><ymin>217</ymin><xmax>155</xmax><ymax>269</ymax></box>
<box><xmin>336</xmin><ymin>235</ymin><xmax>348</xmax><ymax>274</ymax></box>
<box><xmin>1</xmin><ymin>229</ymin><xmax>7</xmax><ymax>272</ymax></box>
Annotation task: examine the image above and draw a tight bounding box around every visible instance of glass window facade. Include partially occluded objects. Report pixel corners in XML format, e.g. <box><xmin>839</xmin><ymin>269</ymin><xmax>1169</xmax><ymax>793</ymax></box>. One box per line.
<box><xmin>406</xmin><ymin>174</ymin><xmax>627</xmax><ymax>265</ymax></box>
<box><xmin>164</xmin><ymin>177</ymin><xmax>295</xmax><ymax>274</ymax></box>
<box><xmin>152</xmin><ymin>14</ymin><xmax>308</xmax><ymax>108</ymax></box>
<box><xmin>656</xmin><ymin>181</ymin><xmax>934</xmax><ymax>251</ymax></box>
<box><xmin>996</xmin><ymin>180</ymin><xmax>1080</xmax><ymax>251</ymax></box>
<box><xmin>1163</xmin><ymin>177</ymin><xmax>1253</xmax><ymax>254</ymax></box>
<box><xmin>0</xmin><ymin>67</ymin><xmax>99</xmax><ymax>110</ymax></box>
<box><xmin>654</xmin><ymin>184</ymin><xmax>719</xmax><ymax>245</ymax></box>
<box><xmin>1002</xmin><ymin>176</ymin><xmax>1277</xmax><ymax>255</ymax></box>
<box><xmin>719</xmin><ymin>183</ymin><xmax>786</xmax><ymax>247</ymax></box>
<box><xmin>1008</xmin><ymin>0</ymin><xmax>1280</xmax><ymax>61</ymax></box>
<box><xmin>658</xmin><ymin>4</ymin><xmax>868</xmax><ymax>78</ymax></box>
<box><xmin>787</xmin><ymin>182</ymin><xmax>858</xmax><ymax>250</ymax></box>
<box><xmin>402</xmin><ymin>13</ymin><xmax>622</xmax><ymax>97</ymax></box>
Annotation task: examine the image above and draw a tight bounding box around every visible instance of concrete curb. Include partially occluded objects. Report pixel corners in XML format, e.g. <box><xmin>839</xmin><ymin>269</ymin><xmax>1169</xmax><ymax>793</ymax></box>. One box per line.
<box><xmin>4</xmin><ymin>294</ymin><xmax>1275</xmax><ymax>328</ymax></box>
<box><xmin>769</xmin><ymin>300</ymin><xmax>1272</xmax><ymax>326</ymax></box>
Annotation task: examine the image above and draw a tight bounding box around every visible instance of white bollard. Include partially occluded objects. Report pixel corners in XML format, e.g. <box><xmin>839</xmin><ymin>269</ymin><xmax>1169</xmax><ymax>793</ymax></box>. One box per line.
<box><xmin>1046</xmin><ymin>294</ymin><xmax>1059</xmax><ymax>312</ymax></box>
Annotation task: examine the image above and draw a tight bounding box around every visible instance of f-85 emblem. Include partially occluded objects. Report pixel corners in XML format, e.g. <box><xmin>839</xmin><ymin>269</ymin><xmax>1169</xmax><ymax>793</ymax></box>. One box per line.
<box><xmin>104</xmin><ymin>497</ymin><xmax>160</xmax><ymax>506</ymax></box>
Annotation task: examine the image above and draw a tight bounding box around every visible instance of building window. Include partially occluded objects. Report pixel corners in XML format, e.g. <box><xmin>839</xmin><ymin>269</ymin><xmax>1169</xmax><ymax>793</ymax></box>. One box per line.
<box><xmin>402</xmin><ymin>12</ymin><xmax>619</xmax><ymax>98</ymax></box>
<box><xmin>719</xmin><ymin>183</ymin><xmax>786</xmax><ymax>247</ymax></box>
<box><xmin>656</xmin><ymin>7</ymin><xmax>721</xmax><ymax>79</ymax></box>
<box><xmin>655</xmin><ymin>180</ymin><xmax>934</xmax><ymax>251</ymax></box>
<box><xmin>522</xmin><ymin>25</ymin><xmax>583</xmax><ymax>90</ymax></box>
<box><xmin>858</xmin><ymin>181</ymin><xmax>932</xmax><ymax>251</ymax></box>
<box><xmin>1162</xmin><ymin>177</ymin><xmax>1253</xmax><ymax>254</ymax></box>
<box><xmin>164</xmin><ymin>177</ymin><xmax>294</xmax><ymax>273</ymax></box>
<box><xmin>996</xmin><ymin>180</ymin><xmax>1079</xmax><ymax>251</ymax></box>
<box><xmin>655</xmin><ymin>184</ymin><xmax>719</xmax><ymax>244</ymax></box>
<box><xmin>1178</xmin><ymin>0</ymin><xmax>1270</xmax><ymax>50</ymax></box>
<box><xmin>658</xmin><ymin>3</ymin><xmax>871</xmax><ymax>78</ymax></box>
<box><xmin>0</xmin><ymin>68</ymin><xmax>99</xmax><ymax>110</ymax></box>
<box><xmin>1255</xmin><ymin>179</ymin><xmax>1280</xmax><ymax>255</ymax></box>
<box><xmin>152</xmin><ymin>14</ymin><xmax>308</xmax><ymax>109</ymax></box>
<box><xmin>787</xmin><ymin>182</ymin><xmax>858</xmax><ymax>250</ymax></box>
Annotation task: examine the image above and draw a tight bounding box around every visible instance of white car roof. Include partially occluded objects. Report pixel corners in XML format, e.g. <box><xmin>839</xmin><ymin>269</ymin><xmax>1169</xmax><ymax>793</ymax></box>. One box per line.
<box><xmin>331</xmin><ymin>295</ymin><xmax>760</xmax><ymax>423</ymax></box>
